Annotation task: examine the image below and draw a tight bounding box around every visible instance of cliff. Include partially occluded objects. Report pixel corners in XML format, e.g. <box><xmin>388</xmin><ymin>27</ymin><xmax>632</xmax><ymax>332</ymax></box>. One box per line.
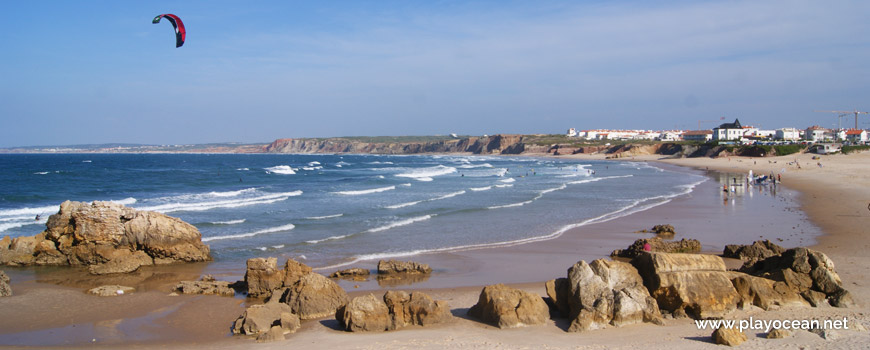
<box><xmin>263</xmin><ymin>135</ymin><xmax>534</xmax><ymax>155</ymax></box>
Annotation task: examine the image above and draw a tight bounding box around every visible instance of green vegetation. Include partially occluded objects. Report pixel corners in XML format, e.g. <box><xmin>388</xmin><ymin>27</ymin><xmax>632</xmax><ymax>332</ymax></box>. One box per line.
<box><xmin>771</xmin><ymin>144</ymin><xmax>804</xmax><ymax>156</ymax></box>
<box><xmin>842</xmin><ymin>145</ymin><xmax>870</xmax><ymax>154</ymax></box>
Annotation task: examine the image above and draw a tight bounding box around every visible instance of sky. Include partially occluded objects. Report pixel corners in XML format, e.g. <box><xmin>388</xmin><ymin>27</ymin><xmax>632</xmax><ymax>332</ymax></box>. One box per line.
<box><xmin>1</xmin><ymin>0</ymin><xmax>869</xmax><ymax>147</ymax></box>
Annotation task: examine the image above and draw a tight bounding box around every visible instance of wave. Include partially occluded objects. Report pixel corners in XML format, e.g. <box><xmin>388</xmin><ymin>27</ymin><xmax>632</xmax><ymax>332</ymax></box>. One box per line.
<box><xmin>470</xmin><ymin>186</ymin><xmax>493</xmax><ymax>191</ymax></box>
<box><xmin>366</xmin><ymin>161</ymin><xmax>394</xmax><ymax>165</ymax></box>
<box><xmin>237</xmin><ymin>168</ymin><xmax>249</xmax><ymax>171</ymax></box>
<box><xmin>395</xmin><ymin>165</ymin><xmax>456</xmax><ymax>181</ymax></box>
<box><xmin>110</xmin><ymin>197</ymin><xmax>138</xmax><ymax>205</ymax></box>
<box><xmin>458</xmin><ymin>163</ymin><xmax>493</xmax><ymax>169</ymax></box>
<box><xmin>210</xmin><ymin>219</ymin><xmax>246</xmax><ymax>225</ymax></box>
<box><xmin>34</xmin><ymin>172</ymin><xmax>50</xmax><ymax>175</ymax></box>
<box><xmin>385</xmin><ymin>200</ymin><xmax>422</xmax><ymax>209</ymax></box>
<box><xmin>366</xmin><ymin>215</ymin><xmax>434</xmax><ymax>233</ymax></box>
<box><xmin>207</xmin><ymin>188</ymin><xmax>258</xmax><ymax>198</ymax></box>
<box><xmin>302</xmin><ymin>166</ymin><xmax>323</xmax><ymax>171</ymax></box>
<box><xmin>499</xmin><ymin>178</ymin><xmax>516</xmax><ymax>183</ymax></box>
<box><xmin>305</xmin><ymin>213</ymin><xmax>343</xmax><ymax>220</ymax></box>
<box><xmin>308</xmin><ymin>161</ymin><xmax>321</xmax><ymax>166</ymax></box>
<box><xmin>0</xmin><ymin>220</ymin><xmax>43</xmax><ymax>233</ymax></box>
<box><xmin>461</xmin><ymin>168</ymin><xmax>508</xmax><ymax>177</ymax></box>
<box><xmin>487</xmin><ymin>175</ymin><xmax>632</xmax><ymax>210</ymax></box>
<box><xmin>306</xmin><ymin>234</ymin><xmax>351</xmax><ymax>244</ymax></box>
<box><xmin>0</xmin><ymin>204</ymin><xmax>61</xmax><ymax>217</ymax></box>
<box><xmin>318</xmin><ymin>178</ymin><xmax>708</xmax><ymax>270</ymax></box>
<box><xmin>264</xmin><ymin>165</ymin><xmax>296</xmax><ymax>175</ymax></box>
<box><xmin>202</xmin><ymin>223</ymin><xmax>296</xmax><ymax>242</ymax></box>
<box><xmin>386</xmin><ymin>191</ymin><xmax>466</xmax><ymax>209</ymax></box>
<box><xmin>137</xmin><ymin>191</ymin><xmax>302</xmax><ymax>213</ymax></box>
<box><xmin>82</xmin><ymin>160</ymin><xmax>92</xmax><ymax>163</ymax></box>
<box><xmin>333</xmin><ymin>186</ymin><xmax>395</xmax><ymax>196</ymax></box>
<box><xmin>494</xmin><ymin>184</ymin><xmax>513</xmax><ymax>188</ymax></box>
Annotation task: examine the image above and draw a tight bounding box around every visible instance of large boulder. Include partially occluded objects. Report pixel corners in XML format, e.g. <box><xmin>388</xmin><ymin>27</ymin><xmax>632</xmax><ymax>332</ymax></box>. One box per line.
<box><xmin>468</xmin><ymin>284</ymin><xmax>549</xmax><ymax>328</ymax></box>
<box><xmin>632</xmin><ymin>253</ymin><xmax>739</xmax><ymax>319</ymax></box>
<box><xmin>611</xmin><ymin>237</ymin><xmax>701</xmax><ymax>258</ymax></box>
<box><xmin>394</xmin><ymin>291</ymin><xmax>452</xmax><ymax>328</ymax></box>
<box><xmin>377</xmin><ymin>259</ymin><xmax>432</xmax><ymax>274</ymax></box>
<box><xmin>564</xmin><ymin>259</ymin><xmax>662</xmax><ymax>332</ymax></box>
<box><xmin>713</xmin><ymin>327</ymin><xmax>747</xmax><ymax>346</ymax></box>
<box><xmin>232</xmin><ymin>300</ymin><xmax>300</xmax><ymax>337</ymax></box>
<box><xmin>336</xmin><ymin>294</ymin><xmax>391</xmax><ymax>332</ymax></box>
<box><xmin>245</xmin><ymin>258</ymin><xmax>284</xmax><ymax>298</ymax></box>
<box><xmin>728</xmin><ymin>272</ymin><xmax>807</xmax><ymax>310</ymax></box>
<box><xmin>0</xmin><ymin>201</ymin><xmax>210</xmax><ymax>268</ymax></box>
<box><xmin>740</xmin><ymin>247</ymin><xmax>853</xmax><ymax>308</ymax></box>
<box><xmin>277</xmin><ymin>273</ymin><xmax>349</xmax><ymax>320</ymax></box>
<box><xmin>0</xmin><ymin>270</ymin><xmax>11</xmax><ymax>297</ymax></box>
<box><xmin>544</xmin><ymin>278</ymin><xmax>571</xmax><ymax>318</ymax></box>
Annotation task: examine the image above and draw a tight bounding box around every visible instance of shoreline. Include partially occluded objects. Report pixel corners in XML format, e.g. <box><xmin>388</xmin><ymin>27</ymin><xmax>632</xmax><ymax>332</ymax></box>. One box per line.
<box><xmin>1</xmin><ymin>152</ymin><xmax>869</xmax><ymax>348</ymax></box>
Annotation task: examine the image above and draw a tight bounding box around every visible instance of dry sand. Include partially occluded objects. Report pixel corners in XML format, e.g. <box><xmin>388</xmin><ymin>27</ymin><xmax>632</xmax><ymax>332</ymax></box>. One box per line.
<box><xmin>2</xmin><ymin>151</ymin><xmax>869</xmax><ymax>349</ymax></box>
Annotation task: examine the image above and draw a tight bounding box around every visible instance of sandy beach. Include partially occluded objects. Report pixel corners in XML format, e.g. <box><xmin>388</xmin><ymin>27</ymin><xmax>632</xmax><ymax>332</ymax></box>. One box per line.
<box><xmin>2</xmin><ymin>151</ymin><xmax>869</xmax><ymax>349</ymax></box>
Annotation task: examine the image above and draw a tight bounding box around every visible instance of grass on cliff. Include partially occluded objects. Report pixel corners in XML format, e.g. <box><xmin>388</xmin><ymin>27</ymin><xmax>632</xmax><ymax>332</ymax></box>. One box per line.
<box><xmin>842</xmin><ymin>145</ymin><xmax>870</xmax><ymax>154</ymax></box>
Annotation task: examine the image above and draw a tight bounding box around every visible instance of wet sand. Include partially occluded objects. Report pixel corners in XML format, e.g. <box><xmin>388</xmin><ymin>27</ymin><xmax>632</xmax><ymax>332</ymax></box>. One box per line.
<box><xmin>1</xmin><ymin>153</ymin><xmax>868</xmax><ymax>349</ymax></box>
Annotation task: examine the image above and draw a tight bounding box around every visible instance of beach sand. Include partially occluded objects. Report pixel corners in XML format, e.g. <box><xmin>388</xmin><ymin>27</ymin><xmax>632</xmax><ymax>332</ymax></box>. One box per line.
<box><xmin>1</xmin><ymin>151</ymin><xmax>869</xmax><ymax>349</ymax></box>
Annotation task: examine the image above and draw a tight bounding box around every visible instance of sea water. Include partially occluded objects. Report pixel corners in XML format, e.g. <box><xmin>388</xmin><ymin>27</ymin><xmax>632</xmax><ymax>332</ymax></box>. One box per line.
<box><xmin>0</xmin><ymin>153</ymin><xmax>705</xmax><ymax>270</ymax></box>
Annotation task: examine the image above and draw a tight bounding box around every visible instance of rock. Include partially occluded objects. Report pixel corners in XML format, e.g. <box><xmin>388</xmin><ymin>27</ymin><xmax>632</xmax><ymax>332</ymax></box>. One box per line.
<box><xmin>545</xmin><ymin>278</ymin><xmax>571</xmax><ymax>318</ymax></box>
<box><xmin>651</xmin><ymin>224</ymin><xmax>675</xmax><ymax>236</ymax></box>
<box><xmin>87</xmin><ymin>285</ymin><xmax>135</xmax><ymax>297</ymax></box>
<box><xmin>377</xmin><ymin>260</ymin><xmax>432</xmax><ymax>274</ymax></box>
<box><xmin>1</xmin><ymin>201</ymin><xmax>210</xmax><ymax>269</ymax></box>
<box><xmin>255</xmin><ymin>325</ymin><xmax>285</xmax><ymax>343</ymax></box>
<box><xmin>232</xmin><ymin>301</ymin><xmax>299</xmax><ymax>336</ymax></box>
<box><xmin>245</xmin><ymin>257</ymin><xmax>284</xmax><ymax>298</ymax></box>
<box><xmin>767</xmin><ymin>328</ymin><xmax>791</xmax><ymax>339</ymax></box>
<box><xmin>87</xmin><ymin>250</ymin><xmax>153</xmax><ymax>275</ymax></box>
<box><xmin>611</xmin><ymin>237</ymin><xmax>701</xmax><ymax>258</ymax></box>
<box><xmin>330</xmin><ymin>268</ymin><xmax>370</xmax><ymax>278</ymax></box>
<box><xmin>810</xmin><ymin>328</ymin><xmax>839</xmax><ymax>340</ymax></box>
<box><xmin>282</xmin><ymin>258</ymin><xmax>312</xmax><ymax>287</ymax></box>
<box><xmin>729</xmin><ymin>273</ymin><xmax>807</xmax><ymax>310</ymax></box>
<box><xmin>632</xmin><ymin>253</ymin><xmax>738</xmax><ymax>319</ymax></box>
<box><xmin>801</xmin><ymin>290</ymin><xmax>828</xmax><ymax>307</ymax></box>
<box><xmin>403</xmin><ymin>292</ymin><xmax>452</xmax><ymax>327</ymax></box>
<box><xmin>564</xmin><ymin>259</ymin><xmax>662</xmax><ymax>332</ymax></box>
<box><xmin>828</xmin><ymin>289</ymin><xmax>856</xmax><ymax>308</ymax></box>
<box><xmin>723</xmin><ymin>240</ymin><xmax>785</xmax><ymax>263</ymax></box>
<box><xmin>278</xmin><ymin>273</ymin><xmax>349</xmax><ymax>320</ymax></box>
<box><xmin>740</xmin><ymin>247</ymin><xmax>851</xmax><ymax>305</ymax></box>
<box><xmin>713</xmin><ymin>327</ymin><xmax>747</xmax><ymax>346</ymax></box>
<box><xmin>1</xmin><ymin>271</ymin><xmax>12</xmax><ymax>297</ymax></box>
<box><xmin>468</xmin><ymin>284</ymin><xmax>549</xmax><ymax>328</ymax></box>
<box><xmin>336</xmin><ymin>294</ymin><xmax>391</xmax><ymax>332</ymax></box>
<box><xmin>174</xmin><ymin>275</ymin><xmax>236</xmax><ymax>296</ymax></box>
<box><xmin>383</xmin><ymin>291</ymin><xmax>412</xmax><ymax>329</ymax></box>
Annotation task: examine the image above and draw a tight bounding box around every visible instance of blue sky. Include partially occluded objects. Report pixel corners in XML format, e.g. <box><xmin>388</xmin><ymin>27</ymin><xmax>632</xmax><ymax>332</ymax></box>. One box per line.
<box><xmin>2</xmin><ymin>1</ymin><xmax>869</xmax><ymax>147</ymax></box>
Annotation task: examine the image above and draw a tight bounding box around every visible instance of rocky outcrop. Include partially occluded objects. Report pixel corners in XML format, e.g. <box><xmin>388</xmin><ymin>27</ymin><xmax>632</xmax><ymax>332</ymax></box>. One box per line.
<box><xmin>263</xmin><ymin>135</ymin><xmax>529</xmax><ymax>155</ymax></box>
<box><xmin>723</xmin><ymin>240</ymin><xmax>785</xmax><ymax>264</ymax></box>
<box><xmin>377</xmin><ymin>259</ymin><xmax>432</xmax><ymax>274</ymax></box>
<box><xmin>562</xmin><ymin>259</ymin><xmax>663</xmax><ymax>332</ymax></box>
<box><xmin>728</xmin><ymin>272</ymin><xmax>807</xmax><ymax>310</ymax></box>
<box><xmin>611</xmin><ymin>237</ymin><xmax>701</xmax><ymax>258</ymax></box>
<box><xmin>337</xmin><ymin>294</ymin><xmax>391</xmax><ymax>332</ymax></box>
<box><xmin>174</xmin><ymin>275</ymin><xmax>237</xmax><ymax>296</ymax></box>
<box><xmin>713</xmin><ymin>327</ymin><xmax>747</xmax><ymax>346</ymax></box>
<box><xmin>632</xmin><ymin>253</ymin><xmax>739</xmax><ymax>319</ymax></box>
<box><xmin>468</xmin><ymin>284</ymin><xmax>549</xmax><ymax>328</ymax></box>
<box><xmin>739</xmin><ymin>247</ymin><xmax>854</xmax><ymax>308</ymax></box>
<box><xmin>651</xmin><ymin>224</ymin><xmax>676</xmax><ymax>236</ymax></box>
<box><xmin>244</xmin><ymin>257</ymin><xmax>312</xmax><ymax>298</ymax></box>
<box><xmin>1</xmin><ymin>270</ymin><xmax>11</xmax><ymax>297</ymax></box>
<box><xmin>87</xmin><ymin>285</ymin><xmax>135</xmax><ymax>297</ymax></box>
<box><xmin>232</xmin><ymin>300</ymin><xmax>300</xmax><ymax>341</ymax></box>
<box><xmin>275</xmin><ymin>273</ymin><xmax>349</xmax><ymax>320</ymax></box>
<box><xmin>0</xmin><ymin>201</ymin><xmax>210</xmax><ymax>269</ymax></box>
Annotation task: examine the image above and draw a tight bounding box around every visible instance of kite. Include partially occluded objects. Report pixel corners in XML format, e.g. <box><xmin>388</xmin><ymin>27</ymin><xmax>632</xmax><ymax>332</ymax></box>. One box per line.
<box><xmin>152</xmin><ymin>14</ymin><xmax>186</xmax><ymax>48</ymax></box>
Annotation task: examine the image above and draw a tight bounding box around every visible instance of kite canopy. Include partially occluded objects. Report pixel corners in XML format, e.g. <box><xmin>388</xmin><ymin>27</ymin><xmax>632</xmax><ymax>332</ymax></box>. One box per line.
<box><xmin>152</xmin><ymin>14</ymin><xmax>185</xmax><ymax>48</ymax></box>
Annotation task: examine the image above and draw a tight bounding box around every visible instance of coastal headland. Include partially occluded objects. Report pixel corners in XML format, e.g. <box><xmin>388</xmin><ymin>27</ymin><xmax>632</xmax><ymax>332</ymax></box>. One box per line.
<box><xmin>1</xmin><ymin>150</ymin><xmax>869</xmax><ymax>349</ymax></box>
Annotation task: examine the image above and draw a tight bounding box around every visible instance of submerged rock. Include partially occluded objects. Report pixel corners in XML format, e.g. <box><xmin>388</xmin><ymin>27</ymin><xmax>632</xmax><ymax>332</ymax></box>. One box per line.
<box><xmin>330</xmin><ymin>268</ymin><xmax>370</xmax><ymax>278</ymax></box>
<box><xmin>174</xmin><ymin>275</ymin><xmax>237</xmax><ymax>296</ymax></box>
<box><xmin>87</xmin><ymin>285</ymin><xmax>135</xmax><ymax>297</ymax></box>
<box><xmin>377</xmin><ymin>260</ymin><xmax>432</xmax><ymax>274</ymax></box>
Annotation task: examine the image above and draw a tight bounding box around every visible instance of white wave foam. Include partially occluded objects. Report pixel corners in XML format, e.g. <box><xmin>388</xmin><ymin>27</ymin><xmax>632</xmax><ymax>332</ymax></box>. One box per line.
<box><xmin>458</xmin><ymin>163</ymin><xmax>493</xmax><ymax>169</ymax></box>
<box><xmin>306</xmin><ymin>234</ymin><xmax>351</xmax><ymax>244</ymax></box>
<box><xmin>0</xmin><ymin>205</ymin><xmax>60</xmax><ymax>217</ymax></box>
<box><xmin>386</xmin><ymin>200</ymin><xmax>423</xmax><ymax>209</ymax></box>
<box><xmin>366</xmin><ymin>161</ymin><xmax>394</xmax><ymax>165</ymax></box>
<box><xmin>487</xmin><ymin>200</ymin><xmax>534</xmax><ymax>209</ymax></box>
<box><xmin>470</xmin><ymin>186</ymin><xmax>493</xmax><ymax>191</ymax></box>
<box><xmin>395</xmin><ymin>165</ymin><xmax>456</xmax><ymax>181</ymax></box>
<box><xmin>302</xmin><ymin>166</ymin><xmax>323</xmax><ymax>171</ymax></box>
<box><xmin>210</xmin><ymin>219</ymin><xmax>246</xmax><ymax>225</ymax></box>
<box><xmin>207</xmin><ymin>188</ymin><xmax>257</xmax><ymax>198</ymax></box>
<box><xmin>34</xmin><ymin>172</ymin><xmax>49</xmax><ymax>175</ymax></box>
<box><xmin>333</xmin><ymin>186</ymin><xmax>395</xmax><ymax>196</ymax></box>
<box><xmin>273</xmin><ymin>244</ymin><xmax>285</xmax><ymax>249</ymax></box>
<box><xmin>308</xmin><ymin>161</ymin><xmax>321</xmax><ymax>166</ymax></box>
<box><xmin>386</xmin><ymin>191</ymin><xmax>465</xmax><ymax>209</ymax></box>
<box><xmin>499</xmin><ymin>178</ymin><xmax>516</xmax><ymax>183</ymax></box>
<box><xmin>202</xmin><ymin>223</ymin><xmax>296</xmax><ymax>242</ymax></box>
<box><xmin>138</xmin><ymin>191</ymin><xmax>302</xmax><ymax>213</ymax></box>
<box><xmin>82</xmin><ymin>160</ymin><xmax>92</xmax><ymax>163</ymax></box>
<box><xmin>0</xmin><ymin>220</ymin><xmax>43</xmax><ymax>233</ymax></box>
<box><xmin>110</xmin><ymin>197</ymin><xmax>138</xmax><ymax>205</ymax></box>
<box><xmin>318</xmin><ymin>178</ymin><xmax>708</xmax><ymax>271</ymax></box>
<box><xmin>264</xmin><ymin>165</ymin><xmax>296</xmax><ymax>175</ymax></box>
<box><xmin>494</xmin><ymin>184</ymin><xmax>513</xmax><ymax>188</ymax></box>
<box><xmin>366</xmin><ymin>215</ymin><xmax>434</xmax><ymax>233</ymax></box>
<box><xmin>306</xmin><ymin>213</ymin><xmax>344</xmax><ymax>220</ymax></box>
<box><xmin>237</xmin><ymin>168</ymin><xmax>249</xmax><ymax>171</ymax></box>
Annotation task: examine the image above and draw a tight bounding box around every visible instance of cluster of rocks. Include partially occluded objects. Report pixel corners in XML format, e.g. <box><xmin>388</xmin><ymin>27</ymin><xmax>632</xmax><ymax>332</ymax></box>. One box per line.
<box><xmin>336</xmin><ymin>291</ymin><xmax>452</xmax><ymax>332</ymax></box>
<box><xmin>610</xmin><ymin>237</ymin><xmax>701</xmax><ymax>258</ymax></box>
<box><xmin>0</xmin><ymin>270</ymin><xmax>10</xmax><ymax>297</ymax></box>
<box><xmin>723</xmin><ymin>240</ymin><xmax>785</xmax><ymax>264</ymax></box>
<box><xmin>232</xmin><ymin>299</ymin><xmax>301</xmax><ymax>343</ymax></box>
<box><xmin>174</xmin><ymin>275</ymin><xmax>238</xmax><ymax>297</ymax></box>
<box><xmin>0</xmin><ymin>201</ymin><xmax>211</xmax><ymax>273</ymax></box>
<box><xmin>636</xmin><ymin>224</ymin><xmax>676</xmax><ymax>236</ymax></box>
<box><xmin>377</xmin><ymin>259</ymin><xmax>432</xmax><ymax>274</ymax></box>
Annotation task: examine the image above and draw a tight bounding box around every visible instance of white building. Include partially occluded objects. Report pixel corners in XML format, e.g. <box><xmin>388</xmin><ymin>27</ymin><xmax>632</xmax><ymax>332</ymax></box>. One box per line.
<box><xmin>566</xmin><ymin>128</ymin><xmax>578</xmax><ymax>137</ymax></box>
<box><xmin>713</xmin><ymin>119</ymin><xmax>746</xmax><ymax>141</ymax></box>
<box><xmin>683</xmin><ymin>130</ymin><xmax>713</xmax><ymax>142</ymax></box>
<box><xmin>805</xmin><ymin>126</ymin><xmax>830</xmax><ymax>142</ymax></box>
<box><xmin>842</xmin><ymin>129</ymin><xmax>868</xmax><ymax>143</ymax></box>
<box><xmin>775</xmin><ymin>128</ymin><xmax>801</xmax><ymax>141</ymax></box>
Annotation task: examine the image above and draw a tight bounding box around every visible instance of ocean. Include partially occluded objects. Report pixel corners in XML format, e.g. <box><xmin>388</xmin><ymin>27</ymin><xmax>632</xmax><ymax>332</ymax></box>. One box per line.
<box><xmin>0</xmin><ymin>153</ymin><xmax>706</xmax><ymax>271</ymax></box>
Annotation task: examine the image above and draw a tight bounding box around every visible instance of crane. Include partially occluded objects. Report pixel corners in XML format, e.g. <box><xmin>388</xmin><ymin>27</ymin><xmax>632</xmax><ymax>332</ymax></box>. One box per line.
<box><xmin>815</xmin><ymin>109</ymin><xmax>869</xmax><ymax>130</ymax></box>
<box><xmin>697</xmin><ymin>116</ymin><xmax>726</xmax><ymax>130</ymax></box>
